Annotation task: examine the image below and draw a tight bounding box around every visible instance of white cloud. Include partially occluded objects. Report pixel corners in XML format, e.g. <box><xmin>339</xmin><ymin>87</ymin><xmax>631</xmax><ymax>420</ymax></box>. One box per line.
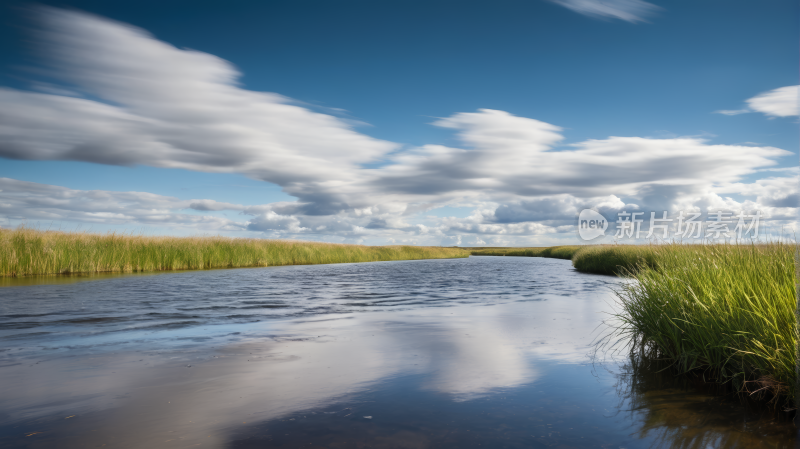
<box><xmin>2</xmin><ymin>172</ymin><xmax>794</xmax><ymax>245</ymax></box>
<box><xmin>746</xmin><ymin>85</ymin><xmax>799</xmax><ymax>117</ymax></box>
<box><xmin>714</xmin><ymin>108</ymin><xmax>750</xmax><ymax>116</ymax></box>
<box><xmin>248</xmin><ymin>211</ymin><xmax>307</xmax><ymax>233</ymax></box>
<box><xmin>715</xmin><ymin>85</ymin><xmax>799</xmax><ymax>118</ymax></box>
<box><xmin>0</xmin><ymin>8</ymin><xmax>795</xmax><ymax>245</ymax></box>
<box><xmin>0</xmin><ymin>7</ymin><xmax>396</xmax><ymax>188</ymax></box>
<box><xmin>719</xmin><ymin>176</ymin><xmax>799</xmax><ymax>209</ymax></box>
<box><xmin>0</xmin><ymin>177</ymin><xmax>248</xmax><ymax>231</ymax></box>
<box><xmin>372</xmin><ymin>109</ymin><xmax>789</xmax><ymax>203</ymax></box>
<box><xmin>547</xmin><ymin>0</ymin><xmax>661</xmax><ymax>23</ymax></box>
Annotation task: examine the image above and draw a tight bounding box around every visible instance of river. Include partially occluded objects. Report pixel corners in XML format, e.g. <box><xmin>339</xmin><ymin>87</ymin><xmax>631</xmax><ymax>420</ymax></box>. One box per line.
<box><xmin>0</xmin><ymin>256</ymin><xmax>795</xmax><ymax>448</ymax></box>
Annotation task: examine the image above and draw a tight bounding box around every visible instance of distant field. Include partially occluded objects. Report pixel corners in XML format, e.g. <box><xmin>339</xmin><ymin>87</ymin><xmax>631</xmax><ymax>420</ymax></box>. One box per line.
<box><xmin>0</xmin><ymin>227</ymin><xmax>468</xmax><ymax>277</ymax></box>
<box><xmin>469</xmin><ymin>246</ymin><xmax>581</xmax><ymax>259</ymax></box>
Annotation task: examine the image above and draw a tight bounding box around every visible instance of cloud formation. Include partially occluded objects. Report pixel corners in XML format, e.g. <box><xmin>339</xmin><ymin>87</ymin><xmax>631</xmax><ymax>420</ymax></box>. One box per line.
<box><xmin>747</xmin><ymin>85</ymin><xmax>799</xmax><ymax>117</ymax></box>
<box><xmin>0</xmin><ymin>7</ymin><xmax>396</xmax><ymax>188</ymax></box>
<box><xmin>547</xmin><ymin>0</ymin><xmax>661</xmax><ymax>23</ymax></box>
<box><xmin>0</xmin><ymin>8</ymin><xmax>795</xmax><ymax>245</ymax></box>
<box><xmin>0</xmin><ymin>177</ymin><xmax>248</xmax><ymax>231</ymax></box>
<box><xmin>715</xmin><ymin>85</ymin><xmax>799</xmax><ymax>118</ymax></box>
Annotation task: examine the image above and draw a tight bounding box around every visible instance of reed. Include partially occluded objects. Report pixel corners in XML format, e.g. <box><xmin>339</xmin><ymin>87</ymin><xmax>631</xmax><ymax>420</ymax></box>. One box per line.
<box><xmin>472</xmin><ymin>242</ymin><xmax>797</xmax><ymax>404</ymax></box>
<box><xmin>571</xmin><ymin>244</ymin><xmax>658</xmax><ymax>275</ymax></box>
<box><xmin>5</xmin><ymin>228</ymin><xmax>795</xmax><ymax>403</ymax></box>
<box><xmin>601</xmin><ymin>242</ymin><xmax>796</xmax><ymax>406</ymax></box>
<box><xmin>470</xmin><ymin>245</ymin><xmax>583</xmax><ymax>260</ymax></box>
<box><xmin>0</xmin><ymin>226</ymin><xmax>468</xmax><ymax>277</ymax></box>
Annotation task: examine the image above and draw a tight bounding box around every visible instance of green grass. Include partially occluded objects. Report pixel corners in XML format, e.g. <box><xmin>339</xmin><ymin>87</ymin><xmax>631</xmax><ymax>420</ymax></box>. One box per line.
<box><xmin>597</xmin><ymin>243</ymin><xmax>796</xmax><ymax>406</ymax></box>
<box><xmin>471</xmin><ymin>244</ymin><xmax>657</xmax><ymax>272</ymax></box>
<box><xmin>470</xmin><ymin>245</ymin><xmax>583</xmax><ymax>260</ymax></box>
<box><xmin>5</xmin><ymin>229</ymin><xmax>796</xmax><ymax>404</ymax></box>
<box><xmin>471</xmin><ymin>242</ymin><xmax>798</xmax><ymax>405</ymax></box>
<box><xmin>571</xmin><ymin>244</ymin><xmax>659</xmax><ymax>275</ymax></box>
<box><xmin>0</xmin><ymin>226</ymin><xmax>468</xmax><ymax>277</ymax></box>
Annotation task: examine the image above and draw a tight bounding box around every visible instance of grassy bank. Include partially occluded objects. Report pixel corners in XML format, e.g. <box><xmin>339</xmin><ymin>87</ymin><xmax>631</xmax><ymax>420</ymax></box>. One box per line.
<box><xmin>471</xmin><ymin>242</ymin><xmax>797</xmax><ymax>405</ymax></box>
<box><xmin>470</xmin><ymin>245</ymin><xmax>582</xmax><ymax>260</ymax></box>
<box><xmin>471</xmin><ymin>244</ymin><xmax>663</xmax><ymax>275</ymax></box>
<box><xmin>5</xmin><ymin>228</ymin><xmax>796</xmax><ymax>403</ymax></box>
<box><xmin>605</xmin><ymin>243</ymin><xmax>796</xmax><ymax>406</ymax></box>
<box><xmin>571</xmin><ymin>244</ymin><xmax>659</xmax><ymax>275</ymax></box>
<box><xmin>0</xmin><ymin>227</ymin><xmax>468</xmax><ymax>277</ymax></box>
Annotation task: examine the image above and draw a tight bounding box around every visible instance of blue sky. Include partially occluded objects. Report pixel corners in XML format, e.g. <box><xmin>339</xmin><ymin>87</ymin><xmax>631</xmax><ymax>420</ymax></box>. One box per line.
<box><xmin>0</xmin><ymin>0</ymin><xmax>797</xmax><ymax>245</ymax></box>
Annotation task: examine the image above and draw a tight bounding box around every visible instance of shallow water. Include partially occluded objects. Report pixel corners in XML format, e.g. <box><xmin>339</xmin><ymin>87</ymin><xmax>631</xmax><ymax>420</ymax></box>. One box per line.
<box><xmin>0</xmin><ymin>256</ymin><xmax>795</xmax><ymax>448</ymax></box>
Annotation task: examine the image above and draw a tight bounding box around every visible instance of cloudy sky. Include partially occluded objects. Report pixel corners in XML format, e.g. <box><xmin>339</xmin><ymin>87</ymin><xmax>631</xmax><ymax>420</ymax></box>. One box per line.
<box><xmin>0</xmin><ymin>0</ymin><xmax>796</xmax><ymax>246</ymax></box>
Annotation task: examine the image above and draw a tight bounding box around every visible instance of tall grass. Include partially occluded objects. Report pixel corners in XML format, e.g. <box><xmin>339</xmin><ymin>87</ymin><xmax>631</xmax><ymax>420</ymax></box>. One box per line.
<box><xmin>474</xmin><ymin>243</ymin><xmax>663</xmax><ymax>275</ymax></box>
<box><xmin>0</xmin><ymin>227</ymin><xmax>468</xmax><ymax>277</ymax></box>
<box><xmin>602</xmin><ymin>243</ymin><xmax>796</xmax><ymax>406</ymax></box>
<box><xmin>473</xmin><ymin>242</ymin><xmax>797</xmax><ymax>404</ymax></box>
<box><xmin>6</xmin><ymin>229</ymin><xmax>796</xmax><ymax>404</ymax></box>
<box><xmin>572</xmin><ymin>244</ymin><xmax>658</xmax><ymax>275</ymax></box>
<box><xmin>470</xmin><ymin>245</ymin><xmax>583</xmax><ymax>260</ymax></box>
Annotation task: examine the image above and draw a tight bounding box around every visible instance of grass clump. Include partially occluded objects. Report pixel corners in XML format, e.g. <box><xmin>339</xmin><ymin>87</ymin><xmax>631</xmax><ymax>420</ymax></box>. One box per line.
<box><xmin>605</xmin><ymin>242</ymin><xmax>796</xmax><ymax>406</ymax></box>
<box><xmin>0</xmin><ymin>226</ymin><xmax>468</xmax><ymax>277</ymax></box>
<box><xmin>474</xmin><ymin>242</ymin><xmax>798</xmax><ymax>405</ymax></box>
<box><xmin>470</xmin><ymin>245</ymin><xmax>583</xmax><ymax>260</ymax></box>
<box><xmin>572</xmin><ymin>244</ymin><xmax>658</xmax><ymax>275</ymax></box>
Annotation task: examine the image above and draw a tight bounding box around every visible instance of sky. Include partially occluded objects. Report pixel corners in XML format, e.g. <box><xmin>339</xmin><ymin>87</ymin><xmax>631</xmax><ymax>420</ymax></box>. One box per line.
<box><xmin>0</xmin><ymin>0</ymin><xmax>797</xmax><ymax>246</ymax></box>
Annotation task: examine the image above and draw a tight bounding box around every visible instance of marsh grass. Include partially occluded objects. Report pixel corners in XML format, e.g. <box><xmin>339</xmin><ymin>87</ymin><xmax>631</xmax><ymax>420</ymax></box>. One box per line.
<box><xmin>600</xmin><ymin>243</ymin><xmax>796</xmax><ymax>406</ymax></box>
<box><xmin>6</xmin><ymin>228</ymin><xmax>796</xmax><ymax>404</ymax></box>
<box><xmin>0</xmin><ymin>226</ymin><xmax>468</xmax><ymax>277</ymax></box>
<box><xmin>473</xmin><ymin>242</ymin><xmax>797</xmax><ymax>404</ymax></box>
<box><xmin>572</xmin><ymin>244</ymin><xmax>658</xmax><ymax>275</ymax></box>
<box><xmin>470</xmin><ymin>245</ymin><xmax>583</xmax><ymax>260</ymax></box>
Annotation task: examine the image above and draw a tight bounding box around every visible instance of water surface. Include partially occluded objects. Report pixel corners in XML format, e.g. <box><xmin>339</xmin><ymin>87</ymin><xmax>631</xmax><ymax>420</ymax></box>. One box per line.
<box><xmin>0</xmin><ymin>256</ymin><xmax>795</xmax><ymax>448</ymax></box>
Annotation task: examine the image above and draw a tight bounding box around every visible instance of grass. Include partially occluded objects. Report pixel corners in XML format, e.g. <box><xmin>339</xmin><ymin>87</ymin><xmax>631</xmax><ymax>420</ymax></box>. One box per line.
<box><xmin>571</xmin><ymin>244</ymin><xmax>659</xmax><ymax>275</ymax></box>
<box><xmin>0</xmin><ymin>226</ymin><xmax>468</xmax><ymax>277</ymax></box>
<box><xmin>471</xmin><ymin>243</ymin><xmax>661</xmax><ymax>274</ymax></box>
<box><xmin>603</xmin><ymin>242</ymin><xmax>796</xmax><ymax>407</ymax></box>
<box><xmin>470</xmin><ymin>245</ymin><xmax>583</xmax><ymax>260</ymax></box>
<box><xmin>5</xmin><ymin>228</ymin><xmax>796</xmax><ymax>404</ymax></box>
<box><xmin>471</xmin><ymin>242</ymin><xmax>798</xmax><ymax>405</ymax></box>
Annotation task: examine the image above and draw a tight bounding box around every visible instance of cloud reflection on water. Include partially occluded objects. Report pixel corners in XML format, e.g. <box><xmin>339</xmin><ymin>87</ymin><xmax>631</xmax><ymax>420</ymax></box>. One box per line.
<box><xmin>12</xmin><ymin>257</ymin><xmax>791</xmax><ymax>449</ymax></box>
<box><xmin>0</xmin><ymin>259</ymin><xmax>622</xmax><ymax>447</ymax></box>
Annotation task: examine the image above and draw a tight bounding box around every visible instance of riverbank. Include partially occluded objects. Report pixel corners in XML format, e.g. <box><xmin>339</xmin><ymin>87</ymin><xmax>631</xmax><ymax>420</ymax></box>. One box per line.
<box><xmin>6</xmin><ymin>256</ymin><xmax>791</xmax><ymax>447</ymax></box>
<box><xmin>4</xmin><ymin>228</ymin><xmax>795</xmax><ymax>405</ymax></box>
<box><xmin>609</xmin><ymin>242</ymin><xmax>795</xmax><ymax>407</ymax></box>
<box><xmin>469</xmin><ymin>246</ymin><xmax>581</xmax><ymax>260</ymax></box>
<box><xmin>0</xmin><ymin>227</ymin><xmax>468</xmax><ymax>277</ymax></box>
<box><xmin>472</xmin><ymin>243</ymin><xmax>797</xmax><ymax>407</ymax></box>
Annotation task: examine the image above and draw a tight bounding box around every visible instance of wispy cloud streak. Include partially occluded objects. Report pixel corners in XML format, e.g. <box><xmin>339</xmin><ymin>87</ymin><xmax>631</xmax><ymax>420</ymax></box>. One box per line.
<box><xmin>547</xmin><ymin>0</ymin><xmax>661</xmax><ymax>22</ymax></box>
<box><xmin>715</xmin><ymin>85</ymin><xmax>799</xmax><ymax>118</ymax></box>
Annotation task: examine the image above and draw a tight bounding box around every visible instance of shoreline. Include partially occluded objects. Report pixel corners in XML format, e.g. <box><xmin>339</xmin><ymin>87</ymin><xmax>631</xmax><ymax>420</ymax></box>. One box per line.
<box><xmin>4</xmin><ymin>228</ymin><xmax>795</xmax><ymax>406</ymax></box>
<box><xmin>473</xmin><ymin>242</ymin><xmax>797</xmax><ymax>408</ymax></box>
<box><xmin>0</xmin><ymin>227</ymin><xmax>468</xmax><ymax>277</ymax></box>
